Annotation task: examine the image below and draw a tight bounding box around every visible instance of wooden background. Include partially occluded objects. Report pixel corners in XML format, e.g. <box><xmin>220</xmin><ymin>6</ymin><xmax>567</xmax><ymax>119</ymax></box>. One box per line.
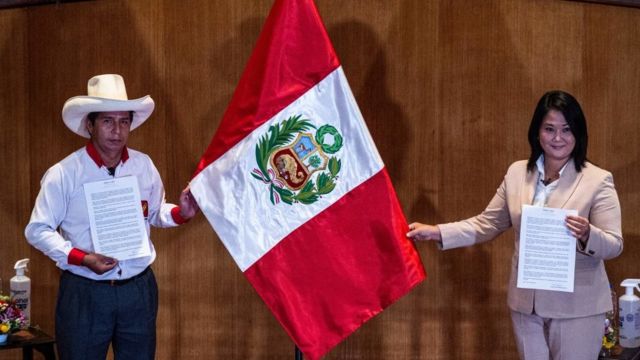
<box><xmin>1</xmin><ymin>0</ymin><xmax>639</xmax><ymax>358</ymax></box>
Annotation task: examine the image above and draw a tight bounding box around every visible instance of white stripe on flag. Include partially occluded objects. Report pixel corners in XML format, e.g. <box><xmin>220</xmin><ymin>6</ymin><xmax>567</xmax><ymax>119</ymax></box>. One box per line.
<box><xmin>190</xmin><ymin>67</ymin><xmax>384</xmax><ymax>271</ymax></box>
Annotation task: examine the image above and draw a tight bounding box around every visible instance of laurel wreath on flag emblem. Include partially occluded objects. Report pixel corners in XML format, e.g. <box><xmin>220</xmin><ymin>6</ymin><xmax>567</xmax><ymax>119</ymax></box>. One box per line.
<box><xmin>251</xmin><ymin>114</ymin><xmax>343</xmax><ymax>205</ymax></box>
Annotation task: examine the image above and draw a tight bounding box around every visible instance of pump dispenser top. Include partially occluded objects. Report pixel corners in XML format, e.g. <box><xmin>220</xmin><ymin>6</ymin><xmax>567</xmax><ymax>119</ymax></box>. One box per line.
<box><xmin>14</xmin><ymin>259</ymin><xmax>29</xmax><ymax>275</ymax></box>
<box><xmin>621</xmin><ymin>279</ymin><xmax>640</xmax><ymax>296</ymax></box>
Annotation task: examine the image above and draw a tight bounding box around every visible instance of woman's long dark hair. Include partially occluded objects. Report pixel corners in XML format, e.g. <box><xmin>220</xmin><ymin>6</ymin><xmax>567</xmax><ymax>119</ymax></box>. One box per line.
<box><xmin>526</xmin><ymin>90</ymin><xmax>588</xmax><ymax>172</ymax></box>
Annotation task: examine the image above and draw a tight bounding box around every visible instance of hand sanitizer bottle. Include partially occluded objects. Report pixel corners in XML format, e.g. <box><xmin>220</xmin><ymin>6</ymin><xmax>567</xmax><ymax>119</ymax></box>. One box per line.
<box><xmin>619</xmin><ymin>279</ymin><xmax>640</xmax><ymax>348</ymax></box>
<box><xmin>10</xmin><ymin>258</ymin><xmax>30</xmax><ymax>328</ymax></box>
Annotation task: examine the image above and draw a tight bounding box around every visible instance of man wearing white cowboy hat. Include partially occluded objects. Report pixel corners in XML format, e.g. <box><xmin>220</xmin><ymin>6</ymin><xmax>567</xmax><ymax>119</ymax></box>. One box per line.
<box><xmin>25</xmin><ymin>74</ymin><xmax>199</xmax><ymax>360</ymax></box>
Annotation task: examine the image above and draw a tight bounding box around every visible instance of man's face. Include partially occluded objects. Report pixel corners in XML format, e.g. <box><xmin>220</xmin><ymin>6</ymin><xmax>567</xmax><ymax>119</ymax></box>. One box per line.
<box><xmin>86</xmin><ymin>111</ymin><xmax>131</xmax><ymax>154</ymax></box>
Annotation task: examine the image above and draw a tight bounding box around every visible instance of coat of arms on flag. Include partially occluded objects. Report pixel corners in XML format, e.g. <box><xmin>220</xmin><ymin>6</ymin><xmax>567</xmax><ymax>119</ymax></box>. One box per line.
<box><xmin>189</xmin><ymin>0</ymin><xmax>426</xmax><ymax>358</ymax></box>
<box><xmin>252</xmin><ymin>114</ymin><xmax>343</xmax><ymax>205</ymax></box>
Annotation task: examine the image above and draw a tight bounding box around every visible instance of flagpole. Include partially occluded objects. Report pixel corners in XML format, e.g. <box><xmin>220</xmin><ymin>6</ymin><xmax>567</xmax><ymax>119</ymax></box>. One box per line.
<box><xmin>295</xmin><ymin>345</ymin><xmax>303</xmax><ymax>360</ymax></box>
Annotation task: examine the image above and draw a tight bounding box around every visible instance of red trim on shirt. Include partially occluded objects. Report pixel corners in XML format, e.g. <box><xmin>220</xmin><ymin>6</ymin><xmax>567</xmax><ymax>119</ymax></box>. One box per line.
<box><xmin>141</xmin><ymin>200</ymin><xmax>149</xmax><ymax>218</ymax></box>
<box><xmin>85</xmin><ymin>142</ymin><xmax>129</xmax><ymax>167</ymax></box>
<box><xmin>121</xmin><ymin>146</ymin><xmax>129</xmax><ymax>162</ymax></box>
<box><xmin>68</xmin><ymin>248</ymin><xmax>87</xmax><ymax>266</ymax></box>
<box><xmin>171</xmin><ymin>206</ymin><xmax>189</xmax><ymax>224</ymax></box>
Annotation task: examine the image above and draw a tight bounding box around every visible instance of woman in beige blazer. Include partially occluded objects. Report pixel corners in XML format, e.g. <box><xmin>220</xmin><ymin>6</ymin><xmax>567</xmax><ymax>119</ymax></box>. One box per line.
<box><xmin>407</xmin><ymin>90</ymin><xmax>623</xmax><ymax>360</ymax></box>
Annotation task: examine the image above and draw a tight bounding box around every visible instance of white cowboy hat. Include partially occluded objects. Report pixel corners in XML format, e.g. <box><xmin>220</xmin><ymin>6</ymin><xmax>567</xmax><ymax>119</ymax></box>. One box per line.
<box><xmin>62</xmin><ymin>74</ymin><xmax>155</xmax><ymax>138</ymax></box>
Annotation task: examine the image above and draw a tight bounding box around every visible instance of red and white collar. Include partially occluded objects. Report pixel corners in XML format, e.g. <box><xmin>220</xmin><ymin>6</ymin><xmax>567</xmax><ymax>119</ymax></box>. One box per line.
<box><xmin>85</xmin><ymin>141</ymin><xmax>129</xmax><ymax>168</ymax></box>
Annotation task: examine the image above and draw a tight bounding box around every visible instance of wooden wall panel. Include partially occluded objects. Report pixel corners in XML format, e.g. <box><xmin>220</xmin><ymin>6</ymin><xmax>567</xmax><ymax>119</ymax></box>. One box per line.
<box><xmin>1</xmin><ymin>0</ymin><xmax>639</xmax><ymax>359</ymax></box>
<box><xmin>0</xmin><ymin>8</ymin><xmax>35</xmax><ymax>360</ymax></box>
<box><xmin>0</xmin><ymin>8</ymin><xmax>28</xmax><ymax>291</ymax></box>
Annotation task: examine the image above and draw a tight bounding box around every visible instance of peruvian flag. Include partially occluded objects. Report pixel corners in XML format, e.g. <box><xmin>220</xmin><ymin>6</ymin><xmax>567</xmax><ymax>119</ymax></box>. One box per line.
<box><xmin>189</xmin><ymin>0</ymin><xmax>426</xmax><ymax>358</ymax></box>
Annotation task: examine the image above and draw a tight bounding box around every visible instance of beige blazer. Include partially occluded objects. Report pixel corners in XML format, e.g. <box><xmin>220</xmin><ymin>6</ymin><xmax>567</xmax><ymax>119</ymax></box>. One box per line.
<box><xmin>439</xmin><ymin>160</ymin><xmax>623</xmax><ymax>318</ymax></box>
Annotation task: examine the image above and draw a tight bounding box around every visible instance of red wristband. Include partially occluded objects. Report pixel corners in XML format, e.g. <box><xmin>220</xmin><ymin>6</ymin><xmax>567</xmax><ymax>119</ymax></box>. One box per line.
<box><xmin>68</xmin><ymin>248</ymin><xmax>87</xmax><ymax>266</ymax></box>
<box><xmin>171</xmin><ymin>206</ymin><xmax>189</xmax><ymax>225</ymax></box>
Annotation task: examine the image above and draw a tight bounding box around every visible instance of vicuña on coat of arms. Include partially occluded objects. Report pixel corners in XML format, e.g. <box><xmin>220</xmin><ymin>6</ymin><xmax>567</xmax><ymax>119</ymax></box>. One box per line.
<box><xmin>251</xmin><ymin>115</ymin><xmax>343</xmax><ymax>205</ymax></box>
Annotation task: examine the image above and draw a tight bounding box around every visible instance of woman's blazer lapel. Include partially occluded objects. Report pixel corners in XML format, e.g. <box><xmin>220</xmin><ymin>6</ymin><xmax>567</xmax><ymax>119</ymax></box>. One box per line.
<box><xmin>546</xmin><ymin>164</ymin><xmax>583</xmax><ymax>210</ymax></box>
<box><xmin>520</xmin><ymin>167</ymin><xmax>537</xmax><ymax>208</ymax></box>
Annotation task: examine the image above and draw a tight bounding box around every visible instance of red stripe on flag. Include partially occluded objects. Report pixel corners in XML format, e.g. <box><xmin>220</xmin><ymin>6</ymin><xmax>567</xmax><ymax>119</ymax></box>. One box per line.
<box><xmin>244</xmin><ymin>169</ymin><xmax>426</xmax><ymax>359</ymax></box>
<box><xmin>194</xmin><ymin>0</ymin><xmax>340</xmax><ymax>176</ymax></box>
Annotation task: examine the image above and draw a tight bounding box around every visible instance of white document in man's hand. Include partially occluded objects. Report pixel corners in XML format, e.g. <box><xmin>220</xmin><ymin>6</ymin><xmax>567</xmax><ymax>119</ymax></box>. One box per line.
<box><xmin>83</xmin><ymin>176</ymin><xmax>150</xmax><ymax>260</ymax></box>
<box><xmin>517</xmin><ymin>205</ymin><xmax>577</xmax><ymax>293</ymax></box>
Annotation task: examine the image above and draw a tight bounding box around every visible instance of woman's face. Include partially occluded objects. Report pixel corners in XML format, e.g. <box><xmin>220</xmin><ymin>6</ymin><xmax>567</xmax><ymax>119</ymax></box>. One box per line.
<box><xmin>538</xmin><ymin>109</ymin><xmax>575</xmax><ymax>164</ymax></box>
